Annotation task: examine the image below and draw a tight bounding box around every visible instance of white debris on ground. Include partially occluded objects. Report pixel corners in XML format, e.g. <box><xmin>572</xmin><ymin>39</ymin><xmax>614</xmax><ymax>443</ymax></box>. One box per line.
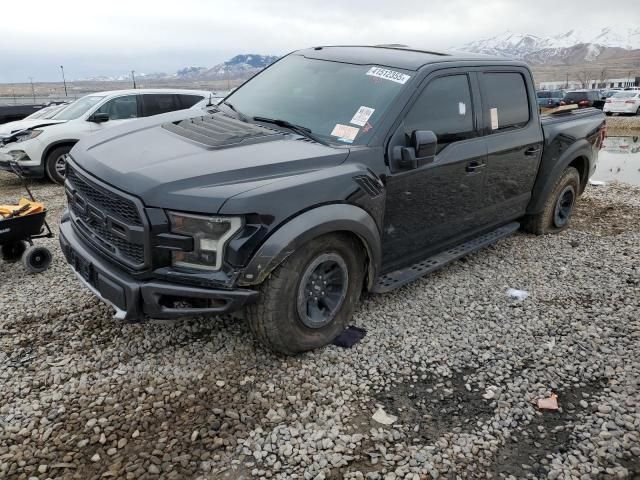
<box><xmin>506</xmin><ymin>288</ymin><xmax>529</xmax><ymax>301</ymax></box>
<box><xmin>1</xmin><ymin>172</ymin><xmax>639</xmax><ymax>479</ymax></box>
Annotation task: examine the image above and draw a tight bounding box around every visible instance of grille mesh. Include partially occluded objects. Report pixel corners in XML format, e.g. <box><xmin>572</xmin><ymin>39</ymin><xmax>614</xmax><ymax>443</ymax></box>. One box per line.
<box><xmin>66</xmin><ymin>166</ymin><xmax>142</xmax><ymax>226</ymax></box>
<box><xmin>66</xmin><ymin>163</ymin><xmax>145</xmax><ymax>267</ymax></box>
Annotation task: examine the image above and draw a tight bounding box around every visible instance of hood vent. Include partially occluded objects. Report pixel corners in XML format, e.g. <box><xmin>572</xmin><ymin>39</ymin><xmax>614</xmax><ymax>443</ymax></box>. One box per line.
<box><xmin>163</xmin><ymin>113</ymin><xmax>282</xmax><ymax>148</ymax></box>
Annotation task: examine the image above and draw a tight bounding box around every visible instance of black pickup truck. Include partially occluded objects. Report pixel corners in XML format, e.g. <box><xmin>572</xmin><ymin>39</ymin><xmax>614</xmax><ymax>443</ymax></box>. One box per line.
<box><xmin>59</xmin><ymin>46</ymin><xmax>605</xmax><ymax>354</ymax></box>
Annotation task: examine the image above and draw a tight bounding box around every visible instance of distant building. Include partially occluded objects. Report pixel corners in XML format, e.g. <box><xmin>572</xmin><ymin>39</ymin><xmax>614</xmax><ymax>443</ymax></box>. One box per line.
<box><xmin>539</xmin><ymin>76</ymin><xmax>638</xmax><ymax>90</ymax></box>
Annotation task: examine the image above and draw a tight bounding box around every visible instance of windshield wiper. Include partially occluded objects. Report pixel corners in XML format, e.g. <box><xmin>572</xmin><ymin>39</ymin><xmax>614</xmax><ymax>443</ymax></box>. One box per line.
<box><xmin>253</xmin><ymin>116</ymin><xmax>328</xmax><ymax>145</ymax></box>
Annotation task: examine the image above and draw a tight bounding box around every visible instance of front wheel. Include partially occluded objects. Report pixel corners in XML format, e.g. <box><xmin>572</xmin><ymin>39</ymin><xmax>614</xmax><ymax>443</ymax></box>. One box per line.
<box><xmin>246</xmin><ymin>233</ymin><xmax>365</xmax><ymax>355</ymax></box>
<box><xmin>45</xmin><ymin>146</ymin><xmax>72</xmax><ymax>184</ymax></box>
<box><xmin>522</xmin><ymin>167</ymin><xmax>580</xmax><ymax>235</ymax></box>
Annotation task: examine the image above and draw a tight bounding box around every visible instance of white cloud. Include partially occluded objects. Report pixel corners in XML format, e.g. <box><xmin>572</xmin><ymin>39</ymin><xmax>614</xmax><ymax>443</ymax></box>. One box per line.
<box><xmin>2</xmin><ymin>0</ymin><xmax>638</xmax><ymax>81</ymax></box>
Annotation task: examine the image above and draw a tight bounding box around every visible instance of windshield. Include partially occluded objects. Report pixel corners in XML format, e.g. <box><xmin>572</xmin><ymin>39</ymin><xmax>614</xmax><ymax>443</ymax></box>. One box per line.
<box><xmin>52</xmin><ymin>95</ymin><xmax>105</xmax><ymax>120</ymax></box>
<box><xmin>224</xmin><ymin>54</ymin><xmax>410</xmax><ymax>145</ymax></box>
<box><xmin>612</xmin><ymin>91</ymin><xmax>637</xmax><ymax>99</ymax></box>
<box><xmin>537</xmin><ymin>92</ymin><xmax>551</xmax><ymax>98</ymax></box>
<box><xmin>565</xmin><ymin>92</ymin><xmax>587</xmax><ymax>100</ymax></box>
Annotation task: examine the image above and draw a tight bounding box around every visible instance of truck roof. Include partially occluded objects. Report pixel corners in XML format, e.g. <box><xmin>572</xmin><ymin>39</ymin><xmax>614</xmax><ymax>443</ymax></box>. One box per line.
<box><xmin>295</xmin><ymin>45</ymin><xmax>518</xmax><ymax>71</ymax></box>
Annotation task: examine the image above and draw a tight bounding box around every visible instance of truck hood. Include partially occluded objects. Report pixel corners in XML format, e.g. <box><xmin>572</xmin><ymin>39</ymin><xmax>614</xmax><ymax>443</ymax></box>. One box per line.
<box><xmin>71</xmin><ymin>110</ymin><xmax>350</xmax><ymax>212</ymax></box>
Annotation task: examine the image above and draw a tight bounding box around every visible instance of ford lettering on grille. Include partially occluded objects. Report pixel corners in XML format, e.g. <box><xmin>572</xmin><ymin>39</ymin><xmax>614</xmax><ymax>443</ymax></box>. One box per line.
<box><xmin>66</xmin><ymin>163</ymin><xmax>146</xmax><ymax>268</ymax></box>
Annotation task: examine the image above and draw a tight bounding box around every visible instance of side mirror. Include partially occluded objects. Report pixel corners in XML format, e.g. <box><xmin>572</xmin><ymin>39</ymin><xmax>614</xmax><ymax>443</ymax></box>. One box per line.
<box><xmin>391</xmin><ymin>130</ymin><xmax>437</xmax><ymax>172</ymax></box>
<box><xmin>412</xmin><ymin>130</ymin><xmax>437</xmax><ymax>160</ymax></box>
<box><xmin>89</xmin><ymin>112</ymin><xmax>110</xmax><ymax>123</ymax></box>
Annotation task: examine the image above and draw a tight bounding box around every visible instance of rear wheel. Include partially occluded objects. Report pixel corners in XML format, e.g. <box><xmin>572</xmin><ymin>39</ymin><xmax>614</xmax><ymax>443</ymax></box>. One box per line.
<box><xmin>246</xmin><ymin>233</ymin><xmax>365</xmax><ymax>355</ymax></box>
<box><xmin>45</xmin><ymin>146</ymin><xmax>72</xmax><ymax>184</ymax></box>
<box><xmin>1</xmin><ymin>241</ymin><xmax>28</xmax><ymax>262</ymax></box>
<box><xmin>605</xmin><ymin>112</ymin><xmax>613</xmax><ymax>116</ymax></box>
<box><xmin>522</xmin><ymin>167</ymin><xmax>580</xmax><ymax>235</ymax></box>
<box><xmin>22</xmin><ymin>246</ymin><xmax>53</xmax><ymax>273</ymax></box>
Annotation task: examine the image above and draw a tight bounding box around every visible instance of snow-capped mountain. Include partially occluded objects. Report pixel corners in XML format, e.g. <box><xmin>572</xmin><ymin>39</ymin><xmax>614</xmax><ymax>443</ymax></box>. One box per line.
<box><xmin>175</xmin><ymin>54</ymin><xmax>279</xmax><ymax>80</ymax></box>
<box><xmin>76</xmin><ymin>54</ymin><xmax>278</xmax><ymax>82</ymax></box>
<box><xmin>458</xmin><ymin>26</ymin><xmax>640</xmax><ymax>64</ymax></box>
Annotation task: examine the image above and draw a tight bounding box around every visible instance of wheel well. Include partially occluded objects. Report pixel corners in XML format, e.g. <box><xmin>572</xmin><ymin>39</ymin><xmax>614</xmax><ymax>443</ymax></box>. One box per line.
<box><xmin>333</xmin><ymin>230</ymin><xmax>375</xmax><ymax>292</ymax></box>
<box><xmin>568</xmin><ymin>156</ymin><xmax>588</xmax><ymax>194</ymax></box>
<box><xmin>42</xmin><ymin>140</ymin><xmax>77</xmax><ymax>163</ymax></box>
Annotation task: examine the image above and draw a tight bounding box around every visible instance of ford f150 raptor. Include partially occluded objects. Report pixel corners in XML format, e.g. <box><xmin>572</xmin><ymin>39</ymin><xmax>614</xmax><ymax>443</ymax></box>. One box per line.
<box><xmin>59</xmin><ymin>46</ymin><xmax>606</xmax><ymax>354</ymax></box>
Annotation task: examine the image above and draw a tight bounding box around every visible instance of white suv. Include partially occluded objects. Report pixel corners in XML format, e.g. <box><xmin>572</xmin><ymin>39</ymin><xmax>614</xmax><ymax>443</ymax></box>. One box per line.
<box><xmin>0</xmin><ymin>89</ymin><xmax>212</xmax><ymax>183</ymax></box>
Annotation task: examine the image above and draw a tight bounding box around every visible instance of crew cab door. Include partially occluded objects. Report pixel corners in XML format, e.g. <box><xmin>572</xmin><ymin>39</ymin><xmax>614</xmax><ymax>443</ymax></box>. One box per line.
<box><xmin>381</xmin><ymin>71</ymin><xmax>487</xmax><ymax>271</ymax></box>
<box><xmin>477</xmin><ymin>70</ymin><xmax>543</xmax><ymax>224</ymax></box>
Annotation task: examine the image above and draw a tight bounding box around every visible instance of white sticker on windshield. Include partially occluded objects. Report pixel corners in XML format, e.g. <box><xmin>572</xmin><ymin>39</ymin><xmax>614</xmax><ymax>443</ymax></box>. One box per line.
<box><xmin>458</xmin><ymin>102</ymin><xmax>466</xmax><ymax>116</ymax></box>
<box><xmin>350</xmin><ymin>106</ymin><xmax>375</xmax><ymax>127</ymax></box>
<box><xmin>490</xmin><ymin>107</ymin><xmax>499</xmax><ymax>130</ymax></box>
<box><xmin>331</xmin><ymin>124</ymin><xmax>359</xmax><ymax>141</ymax></box>
<box><xmin>366</xmin><ymin>67</ymin><xmax>411</xmax><ymax>85</ymax></box>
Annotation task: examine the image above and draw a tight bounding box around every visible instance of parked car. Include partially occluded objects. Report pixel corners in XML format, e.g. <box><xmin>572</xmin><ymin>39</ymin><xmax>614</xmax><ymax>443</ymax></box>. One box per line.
<box><xmin>0</xmin><ymin>103</ymin><xmax>70</xmax><ymax>141</ymax></box>
<box><xmin>603</xmin><ymin>91</ymin><xmax>640</xmax><ymax>116</ymax></box>
<box><xmin>560</xmin><ymin>90</ymin><xmax>604</xmax><ymax>109</ymax></box>
<box><xmin>0</xmin><ymin>89</ymin><xmax>212</xmax><ymax>184</ymax></box>
<box><xmin>58</xmin><ymin>46</ymin><xmax>605</xmax><ymax>354</ymax></box>
<box><xmin>536</xmin><ymin>90</ymin><xmax>564</xmax><ymax>108</ymax></box>
<box><xmin>623</xmin><ymin>86</ymin><xmax>640</xmax><ymax>91</ymax></box>
<box><xmin>601</xmin><ymin>90</ymin><xmax>618</xmax><ymax>100</ymax></box>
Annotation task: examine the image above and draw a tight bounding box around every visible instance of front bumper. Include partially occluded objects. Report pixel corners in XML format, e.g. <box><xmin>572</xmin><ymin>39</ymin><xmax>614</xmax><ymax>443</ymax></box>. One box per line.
<box><xmin>0</xmin><ymin>159</ymin><xmax>44</xmax><ymax>177</ymax></box>
<box><xmin>59</xmin><ymin>218</ymin><xmax>259</xmax><ymax>322</ymax></box>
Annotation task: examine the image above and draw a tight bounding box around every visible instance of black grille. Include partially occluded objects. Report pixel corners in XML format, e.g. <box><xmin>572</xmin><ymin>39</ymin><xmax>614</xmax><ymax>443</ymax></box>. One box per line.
<box><xmin>70</xmin><ymin>202</ymin><xmax>145</xmax><ymax>264</ymax></box>
<box><xmin>66</xmin><ymin>163</ymin><xmax>146</xmax><ymax>268</ymax></box>
<box><xmin>66</xmin><ymin>165</ymin><xmax>142</xmax><ymax>226</ymax></box>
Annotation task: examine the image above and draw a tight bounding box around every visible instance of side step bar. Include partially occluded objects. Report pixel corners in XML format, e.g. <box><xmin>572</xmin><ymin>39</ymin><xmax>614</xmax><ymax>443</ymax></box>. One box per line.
<box><xmin>372</xmin><ymin>222</ymin><xmax>520</xmax><ymax>293</ymax></box>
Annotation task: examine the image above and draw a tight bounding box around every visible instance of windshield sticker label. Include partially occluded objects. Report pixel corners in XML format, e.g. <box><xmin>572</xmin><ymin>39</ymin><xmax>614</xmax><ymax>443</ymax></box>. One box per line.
<box><xmin>490</xmin><ymin>108</ymin><xmax>499</xmax><ymax>130</ymax></box>
<box><xmin>366</xmin><ymin>67</ymin><xmax>411</xmax><ymax>85</ymax></box>
<box><xmin>331</xmin><ymin>124</ymin><xmax>359</xmax><ymax>141</ymax></box>
<box><xmin>458</xmin><ymin>102</ymin><xmax>466</xmax><ymax>116</ymax></box>
<box><xmin>350</xmin><ymin>106</ymin><xmax>375</xmax><ymax>127</ymax></box>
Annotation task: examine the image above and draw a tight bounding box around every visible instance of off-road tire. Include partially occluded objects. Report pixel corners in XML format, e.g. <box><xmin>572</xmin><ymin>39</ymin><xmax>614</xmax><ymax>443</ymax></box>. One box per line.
<box><xmin>45</xmin><ymin>146</ymin><xmax>72</xmax><ymax>185</ymax></box>
<box><xmin>1</xmin><ymin>240</ymin><xmax>28</xmax><ymax>262</ymax></box>
<box><xmin>522</xmin><ymin>166</ymin><xmax>581</xmax><ymax>235</ymax></box>
<box><xmin>246</xmin><ymin>233</ymin><xmax>365</xmax><ymax>355</ymax></box>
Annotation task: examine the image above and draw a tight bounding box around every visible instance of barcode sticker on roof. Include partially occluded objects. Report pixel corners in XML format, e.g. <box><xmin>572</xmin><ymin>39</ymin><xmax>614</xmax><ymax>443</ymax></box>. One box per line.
<box><xmin>366</xmin><ymin>67</ymin><xmax>411</xmax><ymax>85</ymax></box>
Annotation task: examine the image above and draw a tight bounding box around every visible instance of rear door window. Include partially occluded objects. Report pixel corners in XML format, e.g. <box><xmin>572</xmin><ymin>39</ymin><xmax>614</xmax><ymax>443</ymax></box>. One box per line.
<box><xmin>141</xmin><ymin>94</ymin><xmax>179</xmax><ymax>116</ymax></box>
<box><xmin>403</xmin><ymin>74</ymin><xmax>476</xmax><ymax>150</ymax></box>
<box><xmin>480</xmin><ymin>72</ymin><xmax>530</xmax><ymax>132</ymax></box>
<box><xmin>94</xmin><ymin>95</ymin><xmax>139</xmax><ymax>120</ymax></box>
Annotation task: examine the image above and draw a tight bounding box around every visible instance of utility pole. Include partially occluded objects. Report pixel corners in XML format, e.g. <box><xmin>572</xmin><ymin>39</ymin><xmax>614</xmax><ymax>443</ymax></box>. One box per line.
<box><xmin>28</xmin><ymin>77</ymin><xmax>36</xmax><ymax>103</ymax></box>
<box><xmin>60</xmin><ymin>65</ymin><xmax>68</xmax><ymax>96</ymax></box>
<box><xmin>565</xmin><ymin>72</ymin><xmax>569</xmax><ymax>89</ymax></box>
<box><xmin>131</xmin><ymin>70</ymin><xmax>136</xmax><ymax>89</ymax></box>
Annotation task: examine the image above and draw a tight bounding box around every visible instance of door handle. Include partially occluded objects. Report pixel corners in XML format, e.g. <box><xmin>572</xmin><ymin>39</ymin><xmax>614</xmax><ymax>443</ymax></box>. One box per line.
<box><xmin>465</xmin><ymin>161</ymin><xmax>486</xmax><ymax>173</ymax></box>
<box><xmin>525</xmin><ymin>147</ymin><xmax>541</xmax><ymax>156</ymax></box>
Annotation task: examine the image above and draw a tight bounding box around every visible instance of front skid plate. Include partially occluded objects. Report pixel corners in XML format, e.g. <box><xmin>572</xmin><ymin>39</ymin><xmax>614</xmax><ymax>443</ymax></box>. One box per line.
<box><xmin>372</xmin><ymin>222</ymin><xmax>520</xmax><ymax>293</ymax></box>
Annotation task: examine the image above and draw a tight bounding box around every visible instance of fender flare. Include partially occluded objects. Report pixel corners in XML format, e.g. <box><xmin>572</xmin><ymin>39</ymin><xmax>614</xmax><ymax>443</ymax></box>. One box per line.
<box><xmin>42</xmin><ymin>139</ymin><xmax>79</xmax><ymax>165</ymax></box>
<box><xmin>237</xmin><ymin>204</ymin><xmax>382</xmax><ymax>289</ymax></box>
<box><xmin>527</xmin><ymin>139</ymin><xmax>592</xmax><ymax>214</ymax></box>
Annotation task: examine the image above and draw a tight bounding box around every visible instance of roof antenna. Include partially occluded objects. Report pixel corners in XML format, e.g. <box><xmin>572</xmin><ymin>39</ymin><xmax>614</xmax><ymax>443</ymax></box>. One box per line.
<box><xmin>206</xmin><ymin>92</ymin><xmax>213</xmax><ymax>107</ymax></box>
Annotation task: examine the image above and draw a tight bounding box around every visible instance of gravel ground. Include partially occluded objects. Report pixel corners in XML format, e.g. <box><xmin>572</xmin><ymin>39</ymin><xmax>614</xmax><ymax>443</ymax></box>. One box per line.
<box><xmin>0</xmin><ymin>171</ymin><xmax>639</xmax><ymax>480</ymax></box>
<box><xmin>605</xmin><ymin>116</ymin><xmax>640</xmax><ymax>136</ymax></box>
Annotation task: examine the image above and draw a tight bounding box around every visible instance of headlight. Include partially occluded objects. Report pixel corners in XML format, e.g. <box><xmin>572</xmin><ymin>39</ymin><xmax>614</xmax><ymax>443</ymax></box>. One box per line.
<box><xmin>168</xmin><ymin>212</ymin><xmax>242</xmax><ymax>271</ymax></box>
<box><xmin>16</xmin><ymin>129</ymin><xmax>43</xmax><ymax>142</ymax></box>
